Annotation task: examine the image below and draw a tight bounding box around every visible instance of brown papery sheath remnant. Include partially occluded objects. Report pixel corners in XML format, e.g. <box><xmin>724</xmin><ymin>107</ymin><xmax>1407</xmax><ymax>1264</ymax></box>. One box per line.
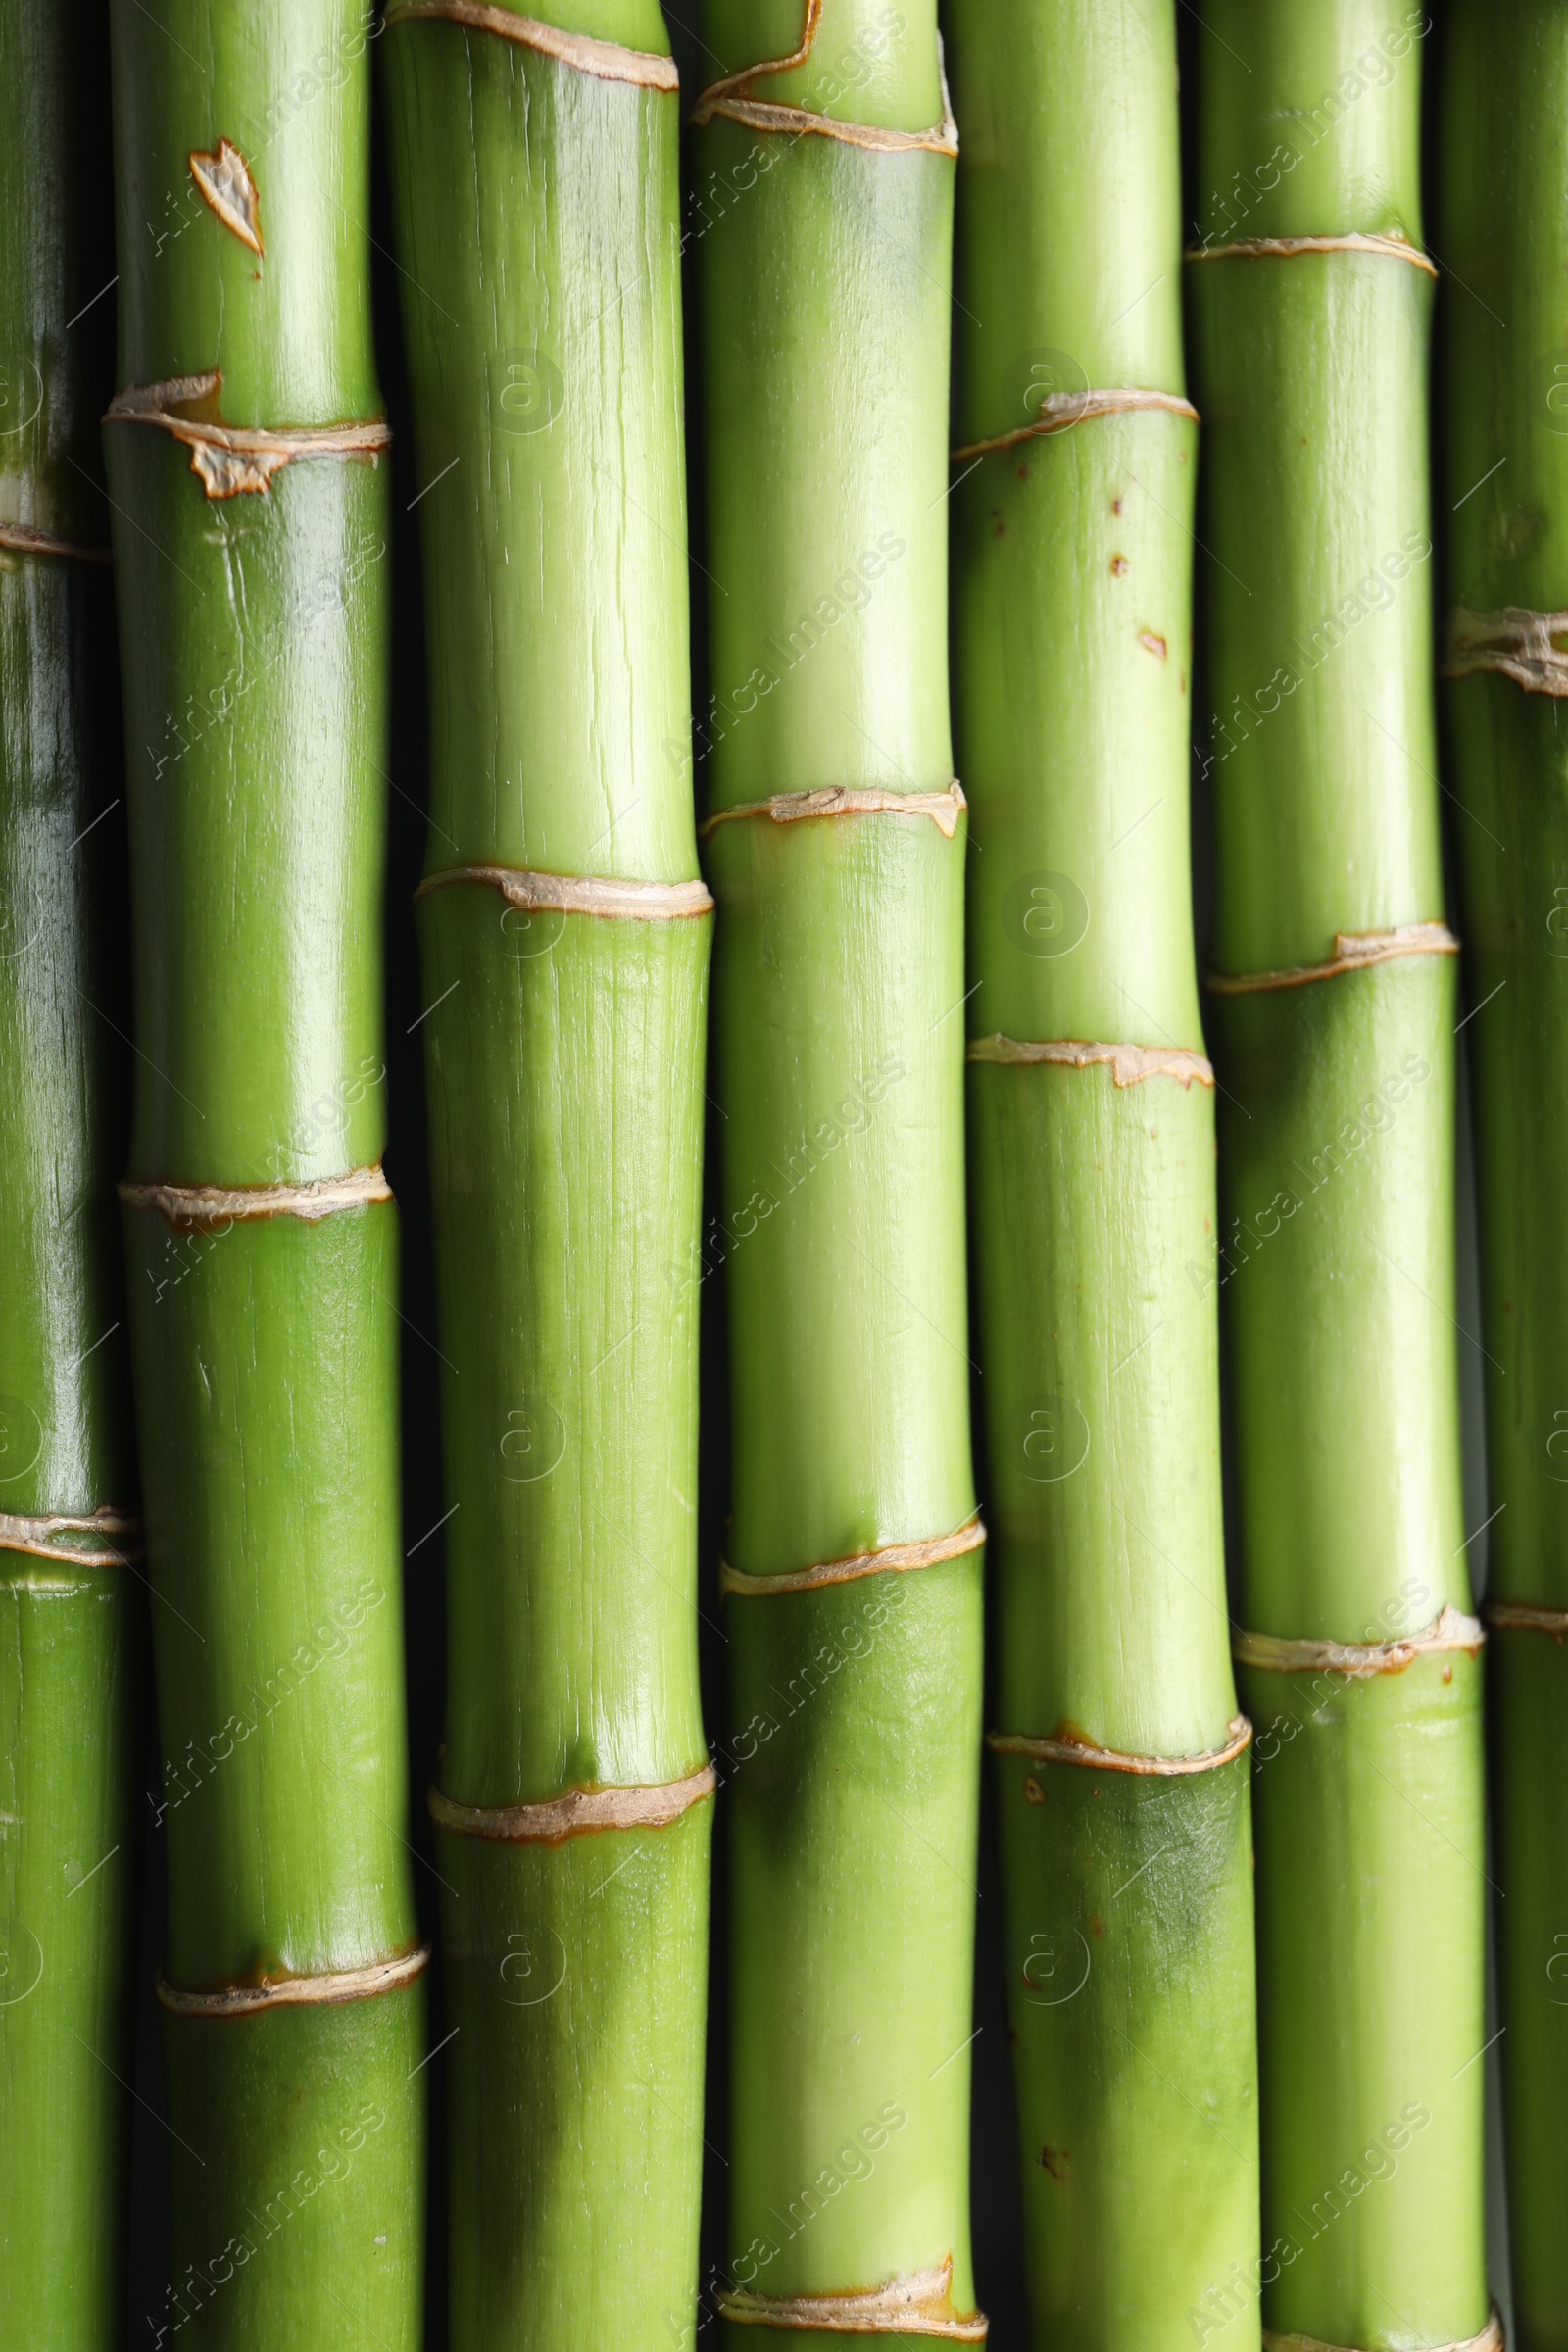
<box><xmin>118</xmin><ymin>1164</ymin><xmax>394</xmax><ymax>1233</ymax></box>
<box><xmin>720</xmin><ymin>1516</ymin><xmax>986</xmax><ymax>1599</ymax></box>
<box><xmin>720</xmin><ymin>2257</ymin><xmax>989</xmax><ymax>2340</ymax></box>
<box><xmin>105</xmin><ymin>373</ymin><xmax>391</xmax><ymax>501</ymax></box>
<box><xmin>1261</xmin><ymin>2308</ymin><xmax>1503</xmax><ymax>2352</ymax></box>
<box><xmin>966</xmin><ymin>1036</ymin><xmax>1214</xmax><ymax>1090</ymax></box>
<box><xmin>988</xmin><ymin>1715</ymin><xmax>1253</xmax><ymax>1778</ymax></box>
<box><xmin>0</xmin><ymin>521</ymin><xmax>111</xmax><ymax>564</ymax></box>
<box><xmin>1444</xmin><ymin>604</ymin><xmax>1568</xmax><ymax>697</ymax></box>
<box><xmin>690</xmin><ymin>0</ymin><xmax>956</xmax><ymax>155</ymax></box>
<box><xmin>951</xmin><ymin>386</ymin><xmax>1198</xmax><ymax>466</ymax></box>
<box><xmin>157</xmin><ymin>1942</ymin><xmax>432</xmax><ymax>2017</ymax></box>
<box><xmin>429</xmin><ymin>1763</ymin><xmax>717</xmax><ymax>1847</ymax></box>
<box><xmin>1233</xmin><ymin>1604</ymin><xmax>1485</xmax><ymax>1679</ymax></box>
<box><xmin>1206</xmin><ymin>920</ymin><xmax>1459</xmax><ymax>997</ymax></box>
<box><xmin>1484</xmin><ymin>1600</ymin><xmax>1568</xmax><ymax>1641</ymax></box>
<box><xmin>188</xmin><ymin>139</ymin><xmax>263</xmax><ymax>256</ymax></box>
<box><xmin>381</xmin><ymin>0</ymin><xmax>679</xmax><ymax>89</ymax></box>
<box><xmin>1186</xmin><ymin>232</ymin><xmax>1438</xmax><ymax>279</ymax></box>
<box><xmin>415</xmin><ymin>865</ymin><xmax>712</xmax><ymax>920</ymax></box>
<box><xmin>0</xmin><ymin>1506</ymin><xmax>143</xmax><ymax>1568</ymax></box>
<box><xmin>701</xmin><ymin>782</ymin><xmax>966</xmax><ymax>842</ymax></box>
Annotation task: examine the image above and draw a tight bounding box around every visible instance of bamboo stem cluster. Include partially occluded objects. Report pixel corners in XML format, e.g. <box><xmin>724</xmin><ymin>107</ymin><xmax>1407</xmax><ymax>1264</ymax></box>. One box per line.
<box><xmin>1</xmin><ymin>3</ymin><xmax>1547</xmax><ymax>2349</ymax></box>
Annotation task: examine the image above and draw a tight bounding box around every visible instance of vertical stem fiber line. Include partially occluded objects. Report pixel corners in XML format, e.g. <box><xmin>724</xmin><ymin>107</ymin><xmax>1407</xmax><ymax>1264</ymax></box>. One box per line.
<box><xmin>947</xmin><ymin>3</ymin><xmax>1261</xmax><ymax>2344</ymax></box>
<box><xmin>381</xmin><ymin>1</ymin><xmax>715</xmax><ymax>2345</ymax></box>
<box><xmin>1435</xmin><ymin>9</ymin><xmax>1568</xmax><ymax>2345</ymax></box>
<box><xmin>0</xmin><ymin>2</ymin><xmax>142</xmax><ymax>2337</ymax></box>
<box><xmin>104</xmin><ymin>2</ymin><xmax>426</xmax><ymax>2341</ymax></box>
<box><xmin>1188</xmin><ymin>7</ymin><xmax>1490</xmax><ymax>2348</ymax></box>
<box><xmin>693</xmin><ymin>1</ymin><xmax>985</xmax><ymax>2340</ymax></box>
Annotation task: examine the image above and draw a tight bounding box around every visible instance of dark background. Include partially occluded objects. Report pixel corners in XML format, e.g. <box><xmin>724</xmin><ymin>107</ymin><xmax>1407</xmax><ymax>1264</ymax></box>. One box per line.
<box><xmin>121</xmin><ymin>9</ymin><xmax>1032</xmax><ymax>2342</ymax></box>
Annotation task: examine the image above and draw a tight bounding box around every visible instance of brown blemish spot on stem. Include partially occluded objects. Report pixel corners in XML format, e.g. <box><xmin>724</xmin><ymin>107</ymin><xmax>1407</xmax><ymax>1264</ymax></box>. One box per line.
<box><xmin>1111</xmin><ymin>554</ymin><xmax>1129</xmax><ymax>576</ymax></box>
<box><xmin>189</xmin><ymin>140</ymin><xmax>263</xmax><ymax>256</ymax></box>
<box><xmin>1023</xmin><ymin>1776</ymin><xmax>1045</xmax><ymax>1806</ymax></box>
<box><xmin>1140</xmin><ymin>631</ymin><xmax>1167</xmax><ymax>660</ymax></box>
<box><xmin>1039</xmin><ymin>2146</ymin><xmax>1069</xmax><ymax>2180</ymax></box>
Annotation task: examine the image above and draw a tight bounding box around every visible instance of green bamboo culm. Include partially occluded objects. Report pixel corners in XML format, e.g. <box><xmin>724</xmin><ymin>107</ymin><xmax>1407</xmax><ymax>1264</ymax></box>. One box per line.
<box><xmin>1436</xmin><ymin>10</ymin><xmax>1568</xmax><ymax>2345</ymax></box>
<box><xmin>381</xmin><ymin>3</ymin><xmax>713</xmax><ymax>2344</ymax></box>
<box><xmin>0</xmin><ymin>3</ymin><xmax>142</xmax><ymax>2340</ymax></box>
<box><xmin>946</xmin><ymin>5</ymin><xmax>1259</xmax><ymax>2345</ymax></box>
<box><xmin>691</xmin><ymin>4</ymin><xmax>983</xmax><ymax>2342</ymax></box>
<box><xmin>1187</xmin><ymin>7</ymin><xmax>1494</xmax><ymax>2349</ymax></box>
<box><xmin>103</xmin><ymin>3</ymin><xmax>425</xmax><ymax>2341</ymax></box>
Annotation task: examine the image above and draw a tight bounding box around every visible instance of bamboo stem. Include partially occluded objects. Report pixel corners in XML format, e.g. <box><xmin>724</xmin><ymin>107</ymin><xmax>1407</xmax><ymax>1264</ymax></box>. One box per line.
<box><xmin>693</xmin><ymin>4</ymin><xmax>983</xmax><ymax>2341</ymax></box>
<box><xmin>946</xmin><ymin>5</ymin><xmax>1259</xmax><ymax>2343</ymax></box>
<box><xmin>104</xmin><ymin>3</ymin><xmax>424</xmax><ymax>2339</ymax></box>
<box><xmin>381</xmin><ymin>2</ymin><xmax>714</xmax><ymax>2341</ymax></box>
<box><xmin>0</xmin><ymin>7</ymin><xmax>141</xmax><ymax>2333</ymax></box>
<box><xmin>1188</xmin><ymin>8</ymin><xmax>1489</xmax><ymax>2346</ymax></box>
<box><xmin>1435</xmin><ymin>10</ymin><xmax>1568</xmax><ymax>2345</ymax></box>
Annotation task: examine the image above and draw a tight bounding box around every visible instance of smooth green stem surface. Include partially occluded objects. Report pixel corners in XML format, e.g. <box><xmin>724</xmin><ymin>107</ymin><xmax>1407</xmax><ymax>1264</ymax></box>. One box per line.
<box><xmin>1189</xmin><ymin>10</ymin><xmax>1487</xmax><ymax>2347</ymax></box>
<box><xmin>383</xmin><ymin>5</ymin><xmax>712</xmax><ymax>2343</ymax></box>
<box><xmin>0</xmin><ymin>4</ymin><xmax>141</xmax><ymax>2341</ymax></box>
<box><xmin>695</xmin><ymin>2</ymin><xmax>982</xmax><ymax>2333</ymax></box>
<box><xmin>948</xmin><ymin>5</ymin><xmax>1257</xmax><ymax>2343</ymax></box>
<box><xmin>1435</xmin><ymin>10</ymin><xmax>1568</xmax><ymax>2343</ymax></box>
<box><xmin>106</xmin><ymin>3</ymin><xmax>422</xmax><ymax>2341</ymax></box>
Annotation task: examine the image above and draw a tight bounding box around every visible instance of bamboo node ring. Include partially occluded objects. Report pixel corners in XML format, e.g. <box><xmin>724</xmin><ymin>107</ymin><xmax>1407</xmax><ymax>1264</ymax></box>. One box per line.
<box><xmin>691</xmin><ymin>0</ymin><xmax>956</xmax><ymax>155</ymax></box>
<box><xmin>1185</xmin><ymin>232</ymin><xmax>1437</xmax><ymax>279</ymax></box>
<box><xmin>105</xmin><ymin>373</ymin><xmax>392</xmax><ymax>500</ymax></box>
<box><xmin>1484</xmin><ymin>1599</ymin><xmax>1568</xmax><ymax>1641</ymax></box>
<box><xmin>0</xmin><ymin>520</ymin><xmax>112</xmax><ymax>565</ymax></box>
<box><xmin>0</xmin><ymin>1506</ymin><xmax>143</xmax><ymax>1569</ymax></box>
<box><xmin>415</xmin><ymin>863</ymin><xmax>713</xmax><ymax>919</ymax></box>
<box><xmin>987</xmin><ymin>1715</ymin><xmax>1252</xmax><ymax>1778</ymax></box>
<box><xmin>721</xmin><ymin>1516</ymin><xmax>985</xmax><ymax>1599</ymax></box>
<box><xmin>382</xmin><ymin>0</ymin><xmax>679</xmax><ymax>89</ymax></box>
<box><xmin>951</xmin><ymin>387</ymin><xmax>1198</xmax><ymax>465</ymax></box>
<box><xmin>429</xmin><ymin>1762</ymin><xmax>717</xmax><ymax>1845</ymax></box>
<box><xmin>158</xmin><ymin>1941</ymin><xmax>431</xmax><ymax>2018</ymax></box>
<box><xmin>702</xmin><ymin>782</ymin><xmax>966</xmax><ymax>842</ymax></box>
<box><xmin>1444</xmin><ymin>603</ymin><xmax>1568</xmax><ymax>697</ymax></box>
<box><xmin>718</xmin><ymin>2259</ymin><xmax>988</xmax><ymax>2339</ymax></box>
<box><xmin>966</xmin><ymin>1036</ymin><xmax>1213</xmax><ymax>1090</ymax></box>
<box><xmin>1262</xmin><ymin>2309</ymin><xmax>1502</xmax><ymax>2352</ymax></box>
<box><xmin>1206</xmin><ymin>920</ymin><xmax>1459</xmax><ymax>996</ymax></box>
<box><xmin>1233</xmin><ymin>1604</ymin><xmax>1485</xmax><ymax>1679</ymax></box>
<box><xmin>119</xmin><ymin>1164</ymin><xmax>394</xmax><ymax>1232</ymax></box>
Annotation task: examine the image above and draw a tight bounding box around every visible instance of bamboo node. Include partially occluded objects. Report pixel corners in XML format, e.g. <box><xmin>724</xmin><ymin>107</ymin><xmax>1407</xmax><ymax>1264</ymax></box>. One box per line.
<box><xmin>1484</xmin><ymin>1599</ymin><xmax>1568</xmax><ymax>1642</ymax></box>
<box><xmin>1444</xmin><ymin>603</ymin><xmax>1568</xmax><ymax>697</ymax></box>
<box><xmin>987</xmin><ymin>1715</ymin><xmax>1252</xmax><ymax>1778</ymax></box>
<box><xmin>158</xmin><ymin>1942</ymin><xmax>431</xmax><ymax>2018</ymax></box>
<box><xmin>1233</xmin><ymin>1604</ymin><xmax>1485</xmax><ymax>1679</ymax></box>
<box><xmin>105</xmin><ymin>374</ymin><xmax>392</xmax><ymax>501</ymax></box>
<box><xmin>692</xmin><ymin>2</ymin><xmax>956</xmax><ymax>155</ymax></box>
<box><xmin>0</xmin><ymin>1506</ymin><xmax>143</xmax><ymax>1569</ymax></box>
<box><xmin>382</xmin><ymin>0</ymin><xmax>680</xmax><ymax>90</ymax></box>
<box><xmin>1185</xmin><ymin>232</ymin><xmax>1438</xmax><ymax>280</ymax></box>
<box><xmin>0</xmin><ymin>520</ymin><xmax>112</xmax><ymax>565</ymax></box>
<box><xmin>951</xmin><ymin>388</ymin><xmax>1198</xmax><ymax>466</ymax></box>
<box><xmin>1206</xmin><ymin>921</ymin><xmax>1459</xmax><ymax>996</ymax></box>
<box><xmin>966</xmin><ymin>1036</ymin><xmax>1213</xmax><ymax>1091</ymax></box>
<box><xmin>719</xmin><ymin>2258</ymin><xmax>988</xmax><ymax>2339</ymax></box>
<box><xmin>1262</xmin><ymin>2308</ymin><xmax>1502</xmax><ymax>2352</ymax></box>
<box><xmin>416</xmin><ymin>863</ymin><xmax>713</xmax><ymax>920</ymax></box>
<box><xmin>721</xmin><ymin>1516</ymin><xmax>985</xmax><ymax>1598</ymax></box>
<box><xmin>429</xmin><ymin>1762</ymin><xmax>717</xmax><ymax>1845</ymax></box>
<box><xmin>119</xmin><ymin>1163</ymin><xmax>394</xmax><ymax>1232</ymax></box>
<box><xmin>702</xmin><ymin>781</ymin><xmax>966</xmax><ymax>843</ymax></box>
